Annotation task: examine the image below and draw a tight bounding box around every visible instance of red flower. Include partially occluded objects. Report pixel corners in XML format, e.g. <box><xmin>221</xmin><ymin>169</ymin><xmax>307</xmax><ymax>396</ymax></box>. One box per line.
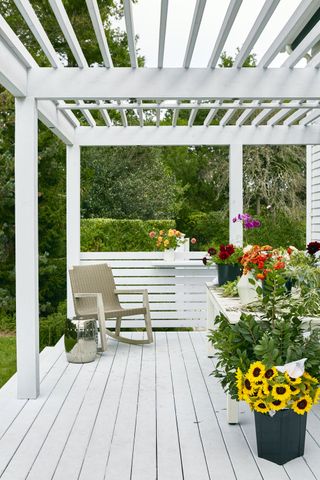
<box><xmin>225</xmin><ymin>244</ymin><xmax>235</xmax><ymax>255</ymax></box>
<box><xmin>208</xmin><ymin>247</ymin><xmax>217</xmax><ymax>256</ymax></box>
<box><xmin>219</xmin><ymin>251</ymin><xmax>230</xmax><ymax>260</ymax></box>
<box><xmin>274</xmin><ymin>261</ymin><xmax>285</xmax><ymax>270</ymax></box>
<box><xmin>191</xmin><ymin>237</ymin><xmax>197</xmax><ymax>245</ymax></box>
<box><xmin>307</xmin><ymin>241</ymin><xmax>320</xmax><ymax>255</ymax></box>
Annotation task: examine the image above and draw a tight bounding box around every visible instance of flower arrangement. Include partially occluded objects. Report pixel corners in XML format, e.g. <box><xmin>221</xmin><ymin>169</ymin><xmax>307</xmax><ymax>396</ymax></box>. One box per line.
<box><xmin>232</xmin><ymin>213</ymin><xmax>261</xmax><ymax>229</ymax></box>
<box><xmin>240</xmin><ymin>245</ymin><xmax>286</xmax><ymax>281</ymax></box>
<box><xmin>203</xmin><ymin>243</ymin><xmax>243</xmax><ymax>266</ymax></box>
<box><xmin>236</xmin><ymin>361</ymin><xmax>320</xmax><ymax>415</ymax></box>
<box><xmin>149</xmin><ymin>228</ymin><xmax>185</xmax><ymax>251</ymax></box>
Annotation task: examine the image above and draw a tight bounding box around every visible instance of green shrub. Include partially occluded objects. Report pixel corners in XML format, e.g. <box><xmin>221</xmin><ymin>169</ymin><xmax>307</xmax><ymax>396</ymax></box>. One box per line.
<box><xmin>179</xmin><ymin>211</ymin><xmax>306</xmax><ymax>250</ymax></box>
<box><xmin>0</xmin><ymin>336</ymin><xmax>16</xmax><ymax>388</ymax></box>
<box><xmin>81</xmin><ymin>218</ymin><xmax>176</xmax><ymax>252</ymax></box>
<box><xmin>39</xmin><ymin>301</ymin><xmax>66</xmax><ymax>349</ymax></box>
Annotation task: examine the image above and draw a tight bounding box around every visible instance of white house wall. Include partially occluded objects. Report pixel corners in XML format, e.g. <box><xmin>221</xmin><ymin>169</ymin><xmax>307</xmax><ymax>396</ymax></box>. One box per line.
<box><xmin>308</xmin><ymin>145</ymin><xmax>320</xmax><ymax>242</ymax></box>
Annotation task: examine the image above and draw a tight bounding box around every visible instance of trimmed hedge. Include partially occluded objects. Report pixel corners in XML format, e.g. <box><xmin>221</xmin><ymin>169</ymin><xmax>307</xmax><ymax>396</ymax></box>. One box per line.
<box><xmin>81</xmin><ymin>218</ymin><xmax>176</xmax><ymax>252</ymax></box>
<box><xmin>179</xmin><ymin>211</ymin><xmax>306</xmax><ymax>251</ymax></box>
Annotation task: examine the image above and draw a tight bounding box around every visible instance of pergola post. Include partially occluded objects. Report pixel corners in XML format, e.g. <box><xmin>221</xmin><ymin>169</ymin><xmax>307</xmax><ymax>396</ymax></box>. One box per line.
<box><xmin>306</xmin><ymin>145</ymin><xmax>312</xmax><ymax>244</ymax></box>
<box><xmin>229</xmin><ymin>144</ymin><xmax>243</xmax><ymax>246</ymax></box>
<box><xmin>15</xmin><ymin>97</ymin><xmax>39</xmax><ymax>399</ymax></box>
<box><xmin>66</xmin><ymin>144</ymin><xmax>81</xmax><ymax>319</ymax></box>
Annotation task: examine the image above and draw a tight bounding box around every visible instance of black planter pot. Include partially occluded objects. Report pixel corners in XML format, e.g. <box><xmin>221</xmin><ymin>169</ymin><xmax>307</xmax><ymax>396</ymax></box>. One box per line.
<box><xmin>217</xmin><ymin>263</ymin><xmax>241</xmax><ymax>286</ymax></box>
<box><xmin>254</xmin><ymin>410</ymin><xmax>307</xmax><ymax>465</ymax></box>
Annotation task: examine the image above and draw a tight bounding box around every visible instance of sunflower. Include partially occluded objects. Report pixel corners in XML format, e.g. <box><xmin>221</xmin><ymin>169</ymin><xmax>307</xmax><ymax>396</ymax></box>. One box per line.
<box><xmin>303</xmin><ymin>372</ymin><xmax>318</xmax><ymax>384</ymax></box>
<box><xmin>270</xmin><ymin>398</ymin><xmax>286</xmax><ymax>411</ymax></box>
<box><xmin>272</xmin><ymin>383</ymin><xmax>291</xmax><ymax>401</ymax></box>
<box><xmin>235</xmin><ymin>368</ymin><xmax>244</xmax><ymax>399</ymax></box>
<box><xmin>289</xmin><ymin>384</ymin><xmax>300</xmax><ymax>396</ymax></box>
<box><xmin>291</xmin><ymin>395</ymin><xmax>313</xmax><ymax>415</ymax></box>
<box><xmin>284</xmin><ymin>372</ymin><xmax>302</xmax><ymax>385</ymax></box>
<box><xmin>264</xmin><ymin>367</ymin><xmax>277</xmax><ymax>381</ymax></box>
<box><xmin>313</xmin><ymin>388</ymin><xmax>320</xmax><ymax>405</ymax></box>
<box><xmin>243</xmin><ymin>375</ymin><xmax>254</xmax><ymax>395</ymax></box>
<box><xmin>247</xmin><ymin>361</ymin><xmax>266</xmax><ymax>382</ymax></box>
<box><xmin>254</xmin><ymin>400</ymin><xmax>270</xmax><ymax>414</ymax></box>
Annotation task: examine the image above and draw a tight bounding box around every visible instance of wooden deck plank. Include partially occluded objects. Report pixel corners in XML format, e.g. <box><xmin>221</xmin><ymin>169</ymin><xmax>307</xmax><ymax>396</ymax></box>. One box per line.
<box><xmin>191</xmin><ymin>332</ymin><xmax>264</xmax><ymax>480</ymax></box>
<box><xmin>1</xmin><ymin>362</ymin><xmax>83</xmax><ymax>480</ymax></box>
<box><xmin>27</xmin><ymin>345</ymin><xmax>117</xmax><ymax>480</ymax></box>
<box><xmin>52</xmin><ymin>340</ymin><xmax>120</xmax><ymax>480</ymax></box>
<box><xmin>178</xmin><ymin>332</ymin><xmax>237</xmax><ymax>479</ymax></box>
<box><xmin>103</xmin><ymin>334</ymin><xmax>144</xmax><ymax>480</ymax></box>
<box><xmin>155</xmin><ymin>332</ymin><xmax>183</xmax><ymax>480</ymax></box>
<box><xmin>0</xmin><ymin>354</ymin><xmax>68</xmax><ymax>477</ymax></box>
<box><xmin>131</xmin><ymin>337</ymin><xmax>157</xmax><ymax>480</ymax></box>
<box><xmin>77</xmin><ymin>340</ymin><xmax>130</xmax><ymax>480</ymax></box>
<box><xmin>167</xmin><ymin>332</ymin><xmax>210</xmax><ymax>480</ymax></box>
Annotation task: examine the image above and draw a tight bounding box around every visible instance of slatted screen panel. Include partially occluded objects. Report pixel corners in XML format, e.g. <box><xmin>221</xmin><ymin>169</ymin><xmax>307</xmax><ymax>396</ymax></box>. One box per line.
<box><xmin>80</xmin><ymin>251</ymin><xmax>216</xmax><ymax>328</ymax></box>
<box><xmin>310</xmin><ymin>146</ymin><xmax>320</xmax><ymax>241</ymax></box>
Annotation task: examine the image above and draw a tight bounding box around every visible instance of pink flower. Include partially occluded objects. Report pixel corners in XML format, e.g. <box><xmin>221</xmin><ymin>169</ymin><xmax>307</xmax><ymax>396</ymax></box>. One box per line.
<box><xmin>191</xmin><ymin>237</ymin><xmax>197</xmax><ymax>244</ymax></box>
<box><xmin>149</xmin><ymin>231</ymin><xmax>156</xmax><ymax>239</ymax></box>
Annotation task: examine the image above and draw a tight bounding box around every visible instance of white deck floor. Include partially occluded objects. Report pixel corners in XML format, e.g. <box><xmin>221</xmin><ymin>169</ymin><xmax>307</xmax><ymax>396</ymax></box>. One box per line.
<box><xmin>1</xmin><ymin>332</ymin><xmax>320</xmax><ymax>480</ymax></box>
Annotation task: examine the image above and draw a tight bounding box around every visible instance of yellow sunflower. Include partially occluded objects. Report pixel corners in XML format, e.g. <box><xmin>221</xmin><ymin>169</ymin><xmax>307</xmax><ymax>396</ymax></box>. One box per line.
<box><xmin>272</xmin><ymin>383</ymin><xmax>291</xmax><ymax>401</ymax></box>
<box><xmin>303</xmin><ymin>372</ymin><xmax>318</xmax><ymax>384</ymax></box>
<box><xmin>313</xmin><ymin>387</ymin><xmax>320</xmax><ymax>405</ymax></box>
<box><xmin>284</xmin><ymin>372</ymin><xmax>302</xmax><ymax>385</ymax></box>
<box><xmin>289</xmin><ymin>384</ymin><xmax>300</xmax><ymax>396</ymax></box>
<box><xmin>247</xmin><ymin>361</ymin><xmax>266</xmax><ymax>382</ymax></box>
<box><xmin>270</xmin><ymin>398</ymin><xmax>286</xmax><ymax>411</ymax></box>
<box><xmin>254</xmin><ymin>400</ymin><xmax>270</xmax><ymax>414</ymax></box>
<box><xmin>291</xmin><ymin>395</ymin><xmax>313</xmax><ymax>415</ymax></box>
<box><xmin>243</xmin><ymin>375</ymin><xmax>254</xmax><ymax>395</ymax></box>
<box><xmin>264</xmin><ymin>367</ymin><xmax>277</xmax><ymax>381</ymax></box>
<box><xmin>235</xmin><ymin>368</ymin><xmax>244</xmax><ymax>400</ymax></box>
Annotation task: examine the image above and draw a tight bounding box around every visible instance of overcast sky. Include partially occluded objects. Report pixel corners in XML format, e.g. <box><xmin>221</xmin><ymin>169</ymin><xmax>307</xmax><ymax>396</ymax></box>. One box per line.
<box><xmin>114</xmin><ymin>0</ymin><xmax>305</xmax><ymax>68</ymax></box>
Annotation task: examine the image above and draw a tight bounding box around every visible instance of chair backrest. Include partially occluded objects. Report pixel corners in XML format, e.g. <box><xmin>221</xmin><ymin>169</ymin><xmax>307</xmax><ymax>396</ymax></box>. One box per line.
<box><xmin>69</xmin><ymin>263</ymin><xmax>121</xmax><ymax>317</ymax></box>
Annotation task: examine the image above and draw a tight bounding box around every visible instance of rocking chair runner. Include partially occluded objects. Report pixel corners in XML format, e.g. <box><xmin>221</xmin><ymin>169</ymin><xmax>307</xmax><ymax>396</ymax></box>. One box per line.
<box><xmin>69</xmin><ymin>263</ymin><xmax>153</xmax><ymax>349</ymax></box>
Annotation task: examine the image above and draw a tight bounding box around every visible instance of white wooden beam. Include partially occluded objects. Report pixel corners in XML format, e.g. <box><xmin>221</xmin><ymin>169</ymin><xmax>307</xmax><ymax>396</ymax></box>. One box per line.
<box><xmin>76</xmin><ymin>100</ymin><xmax>96</xmax><ymax>127</ymax></box>
<box><xmin>172</xmin><ymin>101</ymin><xmax>180</xmax><ymax>127</ymax></box>
<box><xmin>37</xmin><ymin>100</ymin><xmax>76</xmax><ymax>144</ymax></box>
<box><xmin>96</xmin><ymin>99</ymin><xmax>111</xmax><ymax>126</ymax></box>
<box><xmin>208</xmin><ymin>0</ymin><xmax>242</xmax><ymax>68</ymax></box>
<box><xmin>27</xmin><ymin>67</ymin><xmax>320</xmax><ymax>99</ymax></box>
<box><xmin>67</xmin><ymin>144</ymin><xmax>81</xmax><ymax>319</ymax></box>
<box><xmin>306</xmin><ymin>145</ymin><xmax>312</xmax><ymax>244</ymax></box>
<box><xmin>258</xmin><ymin>0</ymin><xmax>319</xmax><ymax>68</ymax></box>
<box><xmin>236</xmin><ymin>100</ymin><xmax>261</xmax><ymax>126</ymax></box>
<box><xmin>283</xmin><ymin>108</ymin><xmax>309</xmax><ymax>126</ymax></box>
<box><xmin>48</xmin><ymin>0</ymin><xmax>88</xmax><ymax>67</ymax></box>
<box><xmin>0</xmin><ymin>38</ymin><xmax>27</xmax><ymax>96</ymax></box>
<box><xmin>220</xmin><ymin>100</ymin><xmax>241</xmax><ymax>126</ymax></box>
<box><xmin>118</xmin><ymin>100</ymin><xmax>128</xmax><ymax>127</ymax></box>
<box><xmin>13</xmin><ymin>0</ymin><xmax>62</xmax><ymax>68</ymax></box>
<box><xmin>251</xmin><ymin>108</ymin><xmax>274</xmax><ymax>126</ymax></box>
<box><xmin>15</xmin><ymin>97</ymin><xmax>39</xmax><ymax>399</ymax></box>
<box><xmin>234</xmin><ymin>0</ymin><xmax>280</xmax><ymax>68</ymax></box>
<box><xmin>204</xmin><ymin>106</ymin><xmax>220</xmax><ymax>126</ymax></box>
<box><xmin>158</xmin><ymin>0</ymin><xmax>168</xmax><ymax>68</ymax></box>
<box><xmin>307</xmin><ymin>51</ymin><xmax>320</xmax><ymax>68</ymax></box>
<box><xmin>74</xmin><ymin>125</ymin><xmax>320</xmax><ymax>146</ymax></box>
<box><xmin>183</xmin><ymin>0</ymin><xmax>206</xmax><ymax>68</ymax></box>
<box><xmin>156</xmin><ymin>103</ymin><xmax>161</xmax><ymax>127</ymax></box>
<box><xmin>229</xmin><ymin>144</ymin><xmax>243</xmax><ymax>246</ymax></box>
<box><xmin>282</xmin><ymin>22</ymin><xmax>320</xmax><ymax>68</ymax></box>
<box><xmin>188</xmin><ymin>101</ymin><xmax>201</xmax><ymax>127</ymax></box>
<box><xmin>86</xmin><ymin>0</ymin><xmax>113</xmax><ymax>68</ymax></box>
<box><xmin>137</xmin><ymin>99</ymin><xmax>143</xmax><ymax>127</ymax></box>
<box><xmin>0</xmin><ymin>13</ymin><xmax>37</xmax><ymax>68</ymax></box>
<box><xmin>123</xmin><ymin>0</ymin><xmax>138</xmax><ymax>68</ymax></box>
<box><xmin>267</xmin><ymin>102</ymin><xmax>297</xmax><ymax>126</ymax></box>
<box><xmin>299</xmin><ymin>109</ymin><xmax>320</xmax><ymax>125</ymax></box>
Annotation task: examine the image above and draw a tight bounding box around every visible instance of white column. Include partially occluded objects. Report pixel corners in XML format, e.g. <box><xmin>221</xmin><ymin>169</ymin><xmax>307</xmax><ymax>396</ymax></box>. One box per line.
<box><xmin>66</xmin><ymin>144</ymin><xmax>81</xmax><ymax>319</ymax></box>
<box><xmin>15</xmin><ymin>97</ymin><xmax>39</xmax><ymax>399</ymax></box>
<box><xmin>229</xmin><ymin>144</ymin><xmax>243</xmax><ymax>246</ymax></box>
<box><xmin>306</xmin><ymin>145</ymin><xmax>312</xmax><ymax>244</ymax></box>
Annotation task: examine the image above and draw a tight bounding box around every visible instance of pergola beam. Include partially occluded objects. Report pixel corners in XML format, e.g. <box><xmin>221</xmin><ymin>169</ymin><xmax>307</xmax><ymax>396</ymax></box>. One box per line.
<box><xmin>37</xmin><ymin>100</ymin><xmax>76</xmax><ymax>144</ymax></box>
<box><xmin>0</xmin><ymin>38</ymin><xmax>27</xmax><ymax>96</ymax></box>
<box><xmin>183</xmin><ymin>0</ymin><xmax>206</xmax><ymax>68</ymax></box>
<box><xmin>75</xmin><ymin>125</ymin><xmax>320</xmax><ymax>146</ymax></box>
<box><xmin>86</xmin><ymin>0</ymin><xmax>113</xmax><ymax>68</ymax></box>
<box><xmin>27</xmin><ymin>67</ymin><xmax>320</xmax><ymax>99</ymax></box>
<box><xmin>282</xmin><ymin>21</ymin><xmax>320</xmax><ymax>68</ymax></box>
<box><xmin>158</xmin><ymin>0</ymin><xmax>168</xmax><ymax>68</ymax></box>
<box><xmin>123</xmin><ymin>0</ymin><xmax>138</xmax><ymax>68</ymax></box>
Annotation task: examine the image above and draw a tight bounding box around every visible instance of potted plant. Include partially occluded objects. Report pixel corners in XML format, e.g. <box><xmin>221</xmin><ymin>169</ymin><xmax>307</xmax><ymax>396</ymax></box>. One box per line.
<box><xmin>208</xmin><ymin>272</ymin><xmax>320</xmax><ymax>465</ymax></box>
<box><xmin>203</xmin><ymin>244</ymin><xmax>243</xmax><ymax>286</ymax></box>
<box><xmin>149</xmin><ymin>228</ymin><xmax>186</xmax><ymax>262</ymax></box>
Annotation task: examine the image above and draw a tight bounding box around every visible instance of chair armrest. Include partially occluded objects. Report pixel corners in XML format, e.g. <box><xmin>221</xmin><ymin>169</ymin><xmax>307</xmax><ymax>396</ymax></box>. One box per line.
<box><xmin>114</xmin><ymin>289</ymin><xmax>150</xmax><ymax>309</ymax></box>
<box><xmin>74</xmin><ymin>292</ymin><xmax>107</xmax><ymax>352</ymax></box>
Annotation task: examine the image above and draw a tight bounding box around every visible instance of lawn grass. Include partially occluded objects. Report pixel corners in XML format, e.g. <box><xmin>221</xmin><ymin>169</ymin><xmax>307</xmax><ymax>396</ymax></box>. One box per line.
<box><xmin>0</xmin><ymin>336</ymin><xmax>16</xmax><ymax>388</ymax></box>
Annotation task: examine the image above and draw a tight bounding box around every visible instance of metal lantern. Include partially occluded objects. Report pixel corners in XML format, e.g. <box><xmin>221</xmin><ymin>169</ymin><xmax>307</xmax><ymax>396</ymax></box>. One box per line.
<box><xmin>65</xmin><ymin>317</ymin><xmax>98</xmax><ymax>363</ymax></box>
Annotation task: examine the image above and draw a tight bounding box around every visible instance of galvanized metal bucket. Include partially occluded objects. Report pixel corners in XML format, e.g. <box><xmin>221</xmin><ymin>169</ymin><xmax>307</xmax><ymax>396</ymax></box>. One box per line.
<box><xmin>64</xmin><ymin>318</ymin><xmax>98</xmax><ymax>363</ymax></box>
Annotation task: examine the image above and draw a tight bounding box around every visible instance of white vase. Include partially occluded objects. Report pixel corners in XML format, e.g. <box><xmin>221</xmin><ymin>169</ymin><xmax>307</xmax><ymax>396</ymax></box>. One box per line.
<box><xmin>237</xmin><ymin>272</ymin><xmax>261</xmax><ymax>305</ymax></box>
<box><xmin>163</xmin><ymin>248</ymin><xmax>175</xmax><ymax>262</ymax></box>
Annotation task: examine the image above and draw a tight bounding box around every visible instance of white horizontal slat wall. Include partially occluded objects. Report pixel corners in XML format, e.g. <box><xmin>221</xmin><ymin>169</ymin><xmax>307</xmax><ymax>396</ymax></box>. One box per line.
<box><xmin>80</xmin><ymin>251</ymin><xmax>216</xmax><ymax>328</ymax></box>
<box><xmin>308</xmin><ymin>145</ymin><xmax>320</xmax><ymax>242</ymax></box>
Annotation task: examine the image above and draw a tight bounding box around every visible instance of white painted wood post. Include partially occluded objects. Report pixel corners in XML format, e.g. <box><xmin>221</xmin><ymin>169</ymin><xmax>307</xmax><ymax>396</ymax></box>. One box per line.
<box><xmin>229</xmin><ymin>144</ymin><xmax>243</xmax><ymax>246</ymax></box>
<box><xmin>306</xmin><ymin>145</ymin><xmax>312</xmax><ymax>244</ymax></box>
<box><xmin>15</xmin><ymin>97</ymin><xmax>39</xmax><ymax>399</ymax></box>
<box><xmin>66</xmin><ymin>144</ymin><xmax>81</xmax><ymax>319</ymax></box>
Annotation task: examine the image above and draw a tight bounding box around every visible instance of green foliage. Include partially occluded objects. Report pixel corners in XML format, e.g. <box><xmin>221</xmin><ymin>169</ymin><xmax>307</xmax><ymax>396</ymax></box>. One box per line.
<box><xmin>39</xmin><ymin>301</ymin><xmax>67</xmax><ymax>350</ymax></box>
<box><xmin>81</xmin><ymin>218</ymin><xmax>176</xmax><ymax>252</ymax></box>
<box><xmin>221</xmin><ymin>279</ymin><xmax>239</xmax><ymax>297</ymax></box>
<box><xmin>0</xmin><ymin>336</ymin><xmax>16</xmax><ymax>388</ymax></box>
<box><xmin>81</xmin><ymin>146</ymin><xmax>184</xmax><ymax>219</ymax></box>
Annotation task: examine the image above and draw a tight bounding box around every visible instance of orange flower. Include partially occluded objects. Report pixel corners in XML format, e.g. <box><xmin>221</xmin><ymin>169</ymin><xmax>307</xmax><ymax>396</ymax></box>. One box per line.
<box><xmin>274</xmin><ymin>261</ymin><xmax>285</xmax><ymax>270</ymax></box>
<box><xmin>256</xmin><ymin>273</ymin><xmax>265</xmax><ymax>280</ymax></box>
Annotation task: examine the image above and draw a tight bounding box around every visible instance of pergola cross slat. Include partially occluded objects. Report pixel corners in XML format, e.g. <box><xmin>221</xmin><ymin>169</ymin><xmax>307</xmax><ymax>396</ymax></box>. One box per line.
<box><xmin>1</xmin><ymin>0</ymin><xmax>320</xmax><ymax>399</ymax></box>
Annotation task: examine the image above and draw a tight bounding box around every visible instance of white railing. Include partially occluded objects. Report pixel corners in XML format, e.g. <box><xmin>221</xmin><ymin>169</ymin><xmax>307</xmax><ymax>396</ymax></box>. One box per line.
<box><xmin>80</xmin><ymin>251</ymin><xmax>216</xmax><ymax>328</ymax></box>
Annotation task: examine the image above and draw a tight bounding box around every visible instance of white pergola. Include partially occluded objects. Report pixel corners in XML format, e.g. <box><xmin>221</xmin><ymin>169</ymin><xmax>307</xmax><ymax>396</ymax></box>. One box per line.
<box><xmin>1</xmin><ymin>0</ymin><xmax>320</xmax><ymax>399</ymax></box>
